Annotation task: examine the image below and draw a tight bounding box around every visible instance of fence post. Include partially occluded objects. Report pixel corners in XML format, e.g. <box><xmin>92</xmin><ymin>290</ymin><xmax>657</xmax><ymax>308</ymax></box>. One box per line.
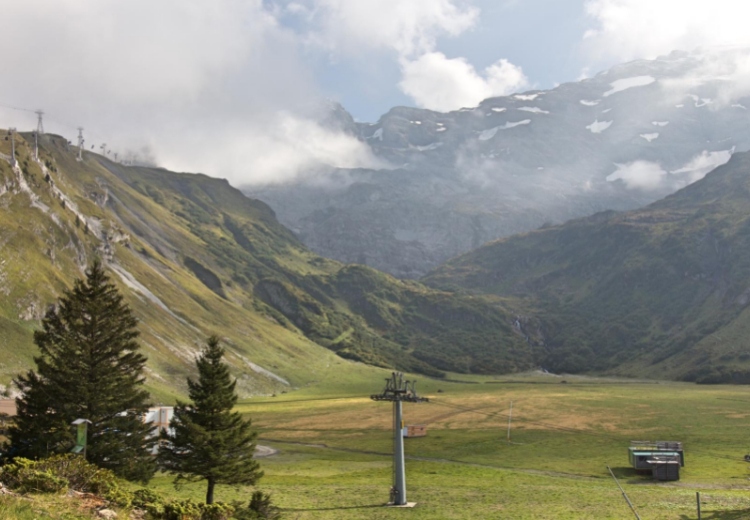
<box><xmin>696</xmin><ymin>491</ymin><xmax>701</xmax><ymax>519</ymax></box>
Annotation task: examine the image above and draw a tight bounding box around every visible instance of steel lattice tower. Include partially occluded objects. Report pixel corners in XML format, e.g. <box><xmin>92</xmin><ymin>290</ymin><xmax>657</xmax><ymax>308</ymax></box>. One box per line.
<box><xmin>77</xmin><ymin>128</ymin><xmax>85</xmax><ymax>161</ymax></box>
<box><xmin>35</xmin><ymin>110</ymin><xmax>44</xmax><ymax>135</ymax></box>
<box><xmin>7</xmin><ymin>128</ymin><xmax>17</xmax><ymax>168</ymax></box>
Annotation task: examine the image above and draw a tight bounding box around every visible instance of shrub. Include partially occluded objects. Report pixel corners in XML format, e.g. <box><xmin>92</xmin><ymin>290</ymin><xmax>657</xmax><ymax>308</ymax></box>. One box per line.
<box><xmin>132</xmin><ymin>487</ymin><xmax>165</xmax><ymax>508</ymax></box>
<box><xmin>0</xmin><ymin>459</ymin><xmax>67</xmax><ymax>494</ymax></box>
<box><xmin>161</xmin><ymin>499</ymin><xmax>203</xmax><ymax>520</ymax></box>
<box><xmin>158</xmin><ymin>499</ymin><xmax>234</xmax><ymax>520</ymax></box>
<box><xmin>200</xmin><ymin>502</ymin><xmax>235</xmax><ymax>520</ymax></box>
<box><xmin>0</xmin><ymin>454</ymin><xmax>133</xmax><ymax>503</ymax></box>
<box><xmin>233</xmin><ymin>491</ymin><xmax>282</xmax><ymax>520</ymax></box>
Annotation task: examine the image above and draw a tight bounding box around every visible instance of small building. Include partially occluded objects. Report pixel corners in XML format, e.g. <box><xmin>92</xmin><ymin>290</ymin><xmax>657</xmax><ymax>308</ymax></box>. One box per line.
<box><xmin>0</xmin><ymin>399</ymin><xmax>16</xmax><ymax>435</ymax></box>
<box><xmin>144</xmin><ymin>406</ymin><xmax>173</xmax><ymax>432</ymax></box>
<box><xmin>0</xmin><ymin>399</ymin><xmax>16</xmax><ymax>417</ymax></box>
<box><xmin>649</xmin><ymin>456</ymin><xmax>681</xmax><ymax>481</ymax></box>
<box><xmin>628</xmin><ymin>440</ymin><xmax>684</xmax><ymax>481</ymax></box>
<box><xmin>403</xmin><ymin>424</ymin><xmax>427</xmax><ymax>438</ymax></box>
<box><xmin>144</xmin><ymin>406</ymin><xmax>174</xmax><ymax>454</ymax></box>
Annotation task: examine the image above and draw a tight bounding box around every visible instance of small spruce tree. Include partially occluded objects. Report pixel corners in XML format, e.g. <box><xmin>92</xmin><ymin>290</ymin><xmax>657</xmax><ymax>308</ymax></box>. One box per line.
<box><xmin>4</xmin><ymin>260</ymin><xmax>156</xmax><ymax>482</ymax></box>
<box><xmin>159</xmin><ymin>336</ymin><xmax>262</xmax><ymax>504</ymax></box>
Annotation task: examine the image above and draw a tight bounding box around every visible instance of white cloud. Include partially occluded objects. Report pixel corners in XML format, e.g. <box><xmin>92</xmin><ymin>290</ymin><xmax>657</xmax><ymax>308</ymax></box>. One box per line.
<box><xmin>303</xmin><ymin>0</ymin><xmax>478</xmax><ymax>57</ymax></box>
<box><xmin>606</xmin><ymin>161</ymin><xmax>666</xmax><ymax>190</ymax></box>
<box><xmin>0</xmin><ymin>0</ymin><xmax>381</xmax><ymax>185</ymax></box>
<box><xmin>583</xmin><ymin>0</ymin><xmax>750</xmax><ymax>63</ymax></box>
<box><xmin>583</xmin><ymin>2</ymin><xmax>750</xmax><ymax>109</ymax></box>
<box><xmin>399</xmin><ymin>53</ymin><xmax>529</xmax><ymax>111</ymax></box>
<box><xmin>297</xmin><ymin>0</ymin><xmax>526</xmax><ymax>112</ymax></box>
<box><xmin>658</xmin><ymin>49</ymin><xmax>750</xmax><ymax>108</ymax></box>
<box><xmin>670</xmin><ymin>149</ymin><xmax>733</xmax><ymax>185</ymax></box>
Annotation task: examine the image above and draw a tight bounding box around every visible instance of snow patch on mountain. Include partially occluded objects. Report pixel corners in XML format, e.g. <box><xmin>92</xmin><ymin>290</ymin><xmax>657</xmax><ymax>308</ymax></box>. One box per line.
<box><xmin>515</xmin><ymin>93</ymin><xmax>540</xmax><ymax>101</ymax></box>
<box><xmin>491</xmin><ymin>107</ymin><xmax>507</xmax><ymax>113</ymax></box>
<box><xmin>370</xmin><ymin>128</ymin><xmax>383</xmax><ymax>140</ymax></box>
<box><xmin>586</xmin><ymin>120</ymin><xmax>613</xmax><ymax>133</ymax></box>
<box><xmin>652</xmin><ymin>121</ymin><xmax>670</xmax><ymax>127</ymax></box>
<box><xmin>518</xmin><ymin>107</ymin><xmax>549</xmax><ymax>114</ymax></box>
<box><xmin>580</xmin><ymin>99</ymin><xmax>600</xmax><ymax>106</ymax></box>
<box><xmin>603</xmin><ymin>76</ymin><xmax>656</xmax><ymax>97</ymax></box>
<box><xmin>478</xmin><ymin>120</ymin><xmax>531</xmax><ymax>140</ymax></box>
<box><xmin>414</xmin><ymin>142</ymin><xmax>443</xmax><ymax>152</ymax></box>
<box><xmin>640</xmin><ymin>133</ymin><xmax>660</xmax><ymax>142</ymax></box>
<box><xmin>733</xmin><ymin>104</ymin><xmax>747</xmax><ymax>110</ymax></box>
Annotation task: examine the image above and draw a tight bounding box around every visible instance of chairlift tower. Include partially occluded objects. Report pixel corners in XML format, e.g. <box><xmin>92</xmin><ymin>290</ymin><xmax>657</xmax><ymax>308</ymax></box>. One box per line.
<box><xmin>7</xmin><ymin>128</ymin><xmax>16</xmax><ymax>168</ymax></box>
<box><xmin>77</xmin><ymin>128</ymin><xmax>84</xmax><ymax>161</ymax></box>
<box><xmin>35</xmin><ymin>110</ymin><xmax>44</xmax><ymax>135</ymax></box>
<box><xmin>32</xmin><ymin>131</ymin><xmax>38</xmax><ymax>160</ymax></box>
<box><xmin>371</xmin><ymin>372</ymin><xmax>428</xmax><ymax>506</ymax></box>
<box><xmin>99</xmin><ymin>143</ymin><xmax>106</xmax><ymax>156</ymax></box>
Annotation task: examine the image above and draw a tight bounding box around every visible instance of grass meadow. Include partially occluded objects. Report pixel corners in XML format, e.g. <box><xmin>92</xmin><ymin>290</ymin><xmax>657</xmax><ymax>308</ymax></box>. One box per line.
<box><xmin>142</xmin><ymin>373</ymin><xmax>750</xmax><ymax>519</ymax></box>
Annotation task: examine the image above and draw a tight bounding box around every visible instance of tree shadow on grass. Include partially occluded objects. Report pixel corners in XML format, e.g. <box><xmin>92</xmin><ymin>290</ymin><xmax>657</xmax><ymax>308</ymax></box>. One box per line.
<box><xmin>283</xmin><ymin>504</ymin><xmax>385</xmax><ymax>512</ymax></box>
<box><xmin>679</xmin><ymin>510</ymin><xmax>750</xmax><ymax>520</ymax></box>
<box><xmin>608</xmin><ymin>466</ymin><xmax>653</xmax><ymax>484</ymax></box>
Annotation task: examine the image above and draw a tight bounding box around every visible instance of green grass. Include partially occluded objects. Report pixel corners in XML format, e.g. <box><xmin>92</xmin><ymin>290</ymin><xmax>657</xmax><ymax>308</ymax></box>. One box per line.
<box><xmin>121</xmin><ymin>375</ymin><xmax>750</xmax><ymax>519</ymax></box>
<box><xmin>5</xmin><ymin>374</ymin><xmax>750</xmax><ymax>518</ymax></box>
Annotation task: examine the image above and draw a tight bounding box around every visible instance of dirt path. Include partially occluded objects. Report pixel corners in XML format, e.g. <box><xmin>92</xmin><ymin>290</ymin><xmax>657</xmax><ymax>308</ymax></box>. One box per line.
<box><xmin>254</xmin><ymin>445</ymin><xmax>279</xmax><ymax>458</ymax></box>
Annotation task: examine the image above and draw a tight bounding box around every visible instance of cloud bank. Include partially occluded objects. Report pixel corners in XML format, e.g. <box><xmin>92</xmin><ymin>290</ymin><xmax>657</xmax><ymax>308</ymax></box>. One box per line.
<box><xmin>0</xmin><ymin>0</ymin><xmax>380</xmax><ymax>185</ymax></box>
<box><xmin>583</xmin><ymin>0</ymin><xmax>750</xmax><ymax>63</ymax></box>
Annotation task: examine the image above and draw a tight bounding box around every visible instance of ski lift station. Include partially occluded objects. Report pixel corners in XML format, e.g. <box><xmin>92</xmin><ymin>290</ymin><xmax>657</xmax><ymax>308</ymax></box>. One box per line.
<box><xmin>628</xmin><ymin>440</ymin><xmax>684</xmax><ymax>481</ymax></box>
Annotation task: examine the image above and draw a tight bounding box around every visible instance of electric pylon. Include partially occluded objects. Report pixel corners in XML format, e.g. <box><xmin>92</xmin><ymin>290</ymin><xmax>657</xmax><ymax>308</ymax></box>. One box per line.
<box><xmin>35</xmin><ymin>110</ymin><xmax>44</xmax><ymax>135</ymax></box>
<box><xmin>7</xmin><ymin>128</ymin><xmax>16</xmax><ymax>168</ymax></box>
<box><xmin>77</xmin><ymin>128</ymin><xmax>84</xmax><ymax>161</ymax></box>
<box><xmin>371</xmin><ymin>372</ymin><xmax>428</xmax><ymax>506</ymax></box>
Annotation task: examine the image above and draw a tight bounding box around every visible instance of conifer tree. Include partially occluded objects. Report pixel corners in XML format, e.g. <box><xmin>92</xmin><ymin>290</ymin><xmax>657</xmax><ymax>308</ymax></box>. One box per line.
<box><xmin>159</xmin><ymin>336</ymin><xmax>262</xmax><ymax>504</ymax></box>
<box><xmin>4</xmin><ymin>260</ymin><xmax>155</xmax><ymax>482</ymax></box>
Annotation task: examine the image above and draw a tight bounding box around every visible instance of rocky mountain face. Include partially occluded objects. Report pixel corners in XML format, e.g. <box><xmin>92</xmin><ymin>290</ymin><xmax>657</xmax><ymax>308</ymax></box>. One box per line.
<box><xmin>0</xmin><ymin>131</ymin><xmax>539</xmax><ymax>398</ymax></box>
<box><xmin>424</xmin><ymin>150</ymin><xmax>750</xmax><ymax>383</ymax></box>
<box><xmin>248</xmin><ymin>47</ymin><xmax>750</xmax><ymax>278</ymax></box>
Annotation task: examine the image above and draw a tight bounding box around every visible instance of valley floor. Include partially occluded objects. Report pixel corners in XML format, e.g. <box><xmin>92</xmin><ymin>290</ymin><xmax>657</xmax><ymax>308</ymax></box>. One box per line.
<box><xmin>144</xmin><ymin>373</ymin><xmax>750</xmax><ymax>519</ymax></box>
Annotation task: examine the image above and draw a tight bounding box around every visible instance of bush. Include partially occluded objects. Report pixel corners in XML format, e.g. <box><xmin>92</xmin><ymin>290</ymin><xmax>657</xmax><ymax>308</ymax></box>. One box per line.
<box><xmin>132</xmin><ymin>487</ymin><xmax>165</xmax><ymax>508</ymax></box>
<box><xmin>0</xmin><ymin>459</ymin><xmax>67</xmax><ymax>494</ymax></box>
<box><xmin>233</xmin><ymin>491</ymin><xmax>282</xmax><ymax>520</ymax></box>
<box><xmin>200</xmin><ymin>503</ymin><xmax>235</xmax><ymax>520</ymax></box>
<box><xmin>161</xmin><ymin>499</ymin><xmax>203</xmax><ymax>520</ymax></box>
<box><xmin>157</xmin><ymin>499</ymin><xmax>234</xmax><ymax>520</ymax></box>
<box><xmin>0</xmin><ymin>454</ymin><xmax>133</xmax><ymax>504</ymax></box>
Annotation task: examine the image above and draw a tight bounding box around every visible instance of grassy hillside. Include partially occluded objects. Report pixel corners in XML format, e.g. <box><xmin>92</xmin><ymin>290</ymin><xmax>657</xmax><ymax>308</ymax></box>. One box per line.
<box><xmin>425</xmin><ymin>152</ymin><xmax>750</xmax><ymax>382</ymax></box>
<box><xmin>0</xmin><ymin>130</ymin><xmax>534</xmax><ymax>399</ymax></box>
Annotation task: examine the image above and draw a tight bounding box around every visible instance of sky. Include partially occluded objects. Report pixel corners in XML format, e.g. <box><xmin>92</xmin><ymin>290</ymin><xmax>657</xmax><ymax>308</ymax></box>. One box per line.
<box><xmin>1</xmin><ymin>0</ymin><xmax>749</xmax><ymax>185</ymax></box>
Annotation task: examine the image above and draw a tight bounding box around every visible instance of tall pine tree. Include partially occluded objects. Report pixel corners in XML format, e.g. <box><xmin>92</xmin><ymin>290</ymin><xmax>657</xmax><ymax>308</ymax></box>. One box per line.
<box><xmin>4</xmin><ymin>260</ymin><xmax>155</xmax><ymax>482</ymax></box>
<box><xmin>159</xmin><ymin>336</ymin><xmax>262</xmax><ymax>504</ymax></box>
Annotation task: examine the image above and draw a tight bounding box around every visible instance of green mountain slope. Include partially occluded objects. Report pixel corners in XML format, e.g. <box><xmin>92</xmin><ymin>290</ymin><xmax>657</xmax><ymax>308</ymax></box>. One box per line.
<box><xmin>425</xmin><ymin>152</ymin><xmax>750</xmax><ymax>383</ymax></box>
<box><xmin>0</xmin><ymin>131</ymin><xmax>534</xmax><ymax>398</ymax></box>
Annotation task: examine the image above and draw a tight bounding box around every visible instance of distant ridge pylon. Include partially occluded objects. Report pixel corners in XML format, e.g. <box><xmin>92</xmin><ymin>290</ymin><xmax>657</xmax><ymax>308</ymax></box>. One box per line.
<box><xmin>35</xmin><ymin>110</ymin><xmax>44</xmax><ymax>135</ymax></box>
<box><xmin>77</xmin><ymin>128</ymin><xmax>84</xmax><ymax>161</ymax></box>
